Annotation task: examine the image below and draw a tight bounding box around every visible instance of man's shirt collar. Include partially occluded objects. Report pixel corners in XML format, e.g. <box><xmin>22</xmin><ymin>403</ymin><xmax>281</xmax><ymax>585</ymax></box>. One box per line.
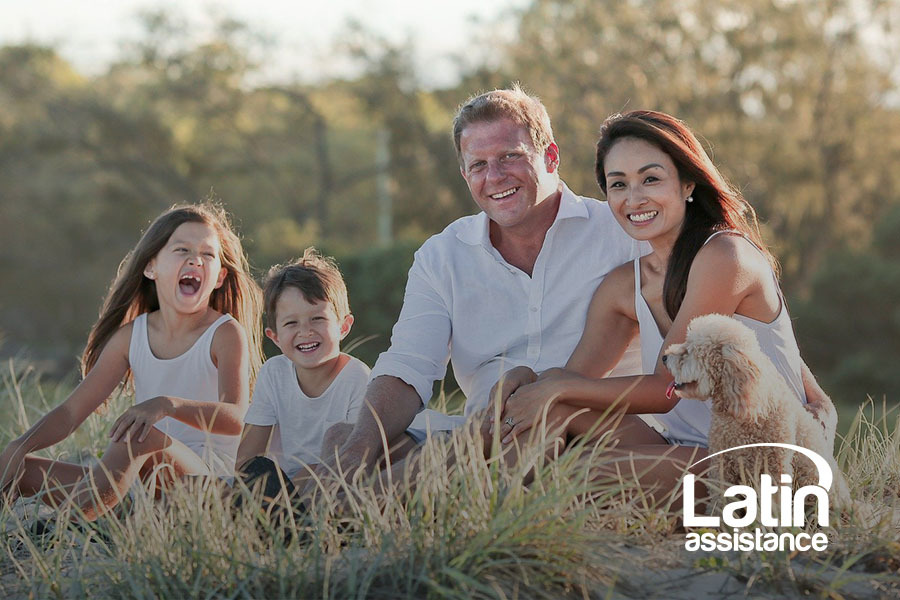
<box><xmin>456</xmin><ymin>183</ymin><xmax>589</xmax><ymax>247</ymax></box>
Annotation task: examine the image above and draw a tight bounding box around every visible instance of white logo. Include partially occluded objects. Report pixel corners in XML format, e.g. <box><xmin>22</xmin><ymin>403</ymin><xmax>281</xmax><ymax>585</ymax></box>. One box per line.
<box><xmin>682</xmin><ymin>443</ymin><xmax>832</xmax><ymax>552</ymax></box>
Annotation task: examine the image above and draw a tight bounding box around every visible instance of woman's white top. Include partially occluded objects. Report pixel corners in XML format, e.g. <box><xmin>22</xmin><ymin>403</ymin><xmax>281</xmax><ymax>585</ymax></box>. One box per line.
<box><xmin>634</xmin><ymin>231</ymin><xmax>807</xmax><ymax>446</ymax></box>
<box><xmin>129</xmin><ymin>312</ymin><xmax>238</xmax><ymax>475</ymax></box>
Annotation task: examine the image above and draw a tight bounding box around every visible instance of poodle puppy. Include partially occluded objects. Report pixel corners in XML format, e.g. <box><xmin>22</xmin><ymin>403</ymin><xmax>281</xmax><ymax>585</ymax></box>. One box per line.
<box><xmin>663</xmin><ymin>314</ymin><xmax>849</xmax><ymax>507</ymax></box>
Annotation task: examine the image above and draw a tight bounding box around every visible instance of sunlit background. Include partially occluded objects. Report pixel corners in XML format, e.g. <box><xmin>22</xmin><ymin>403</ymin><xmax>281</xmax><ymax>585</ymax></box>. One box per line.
<box><xmin>2</xmin><ymin>0</ymin><xmax>900</xmax><ymax>413</ymax></box>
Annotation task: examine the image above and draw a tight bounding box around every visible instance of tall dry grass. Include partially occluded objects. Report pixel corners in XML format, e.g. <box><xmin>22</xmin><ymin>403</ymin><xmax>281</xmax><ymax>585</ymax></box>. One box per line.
<box><xmin>1</xmin><ymin>360</ymin><xmax>898</xmax><ymax>599</ymax></box>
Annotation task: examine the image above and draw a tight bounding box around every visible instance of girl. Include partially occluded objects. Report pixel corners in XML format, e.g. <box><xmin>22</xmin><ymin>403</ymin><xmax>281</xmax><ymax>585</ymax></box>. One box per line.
<box><xmin>0</xmin><ymin>204</ymin><xmax>263</xmax><ymax>520</ymax></box>
<box><xmin>493</xmin><ymin>111</ymin><xmax>833</xmax><ymax>495</ymax></box>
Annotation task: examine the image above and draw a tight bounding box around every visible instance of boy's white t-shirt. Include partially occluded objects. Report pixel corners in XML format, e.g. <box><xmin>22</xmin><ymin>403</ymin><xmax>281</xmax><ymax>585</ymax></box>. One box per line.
<box><xmin>244</xmin><ymin>354</ymin><xmax>370</xmax><ymax>478</ymax></box>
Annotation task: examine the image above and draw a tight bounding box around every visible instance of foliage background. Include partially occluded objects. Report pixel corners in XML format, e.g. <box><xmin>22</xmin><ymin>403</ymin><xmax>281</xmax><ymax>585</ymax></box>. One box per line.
<box><xmin>2</xmin><ymin>0</ymin><xmax>900</xmax><ymax>409</ymax></box>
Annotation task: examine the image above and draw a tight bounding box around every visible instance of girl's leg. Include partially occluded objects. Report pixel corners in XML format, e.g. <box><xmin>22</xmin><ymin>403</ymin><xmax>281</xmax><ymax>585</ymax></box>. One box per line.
<box><xmin>68</xmin><ymin>427</ymin><xmax>210</xmax><ymax>520</ymax></box>
<box><xmin>14</xmin><ymin>456</ymin><xmax>89</xmax><ymax>506</ymax></box>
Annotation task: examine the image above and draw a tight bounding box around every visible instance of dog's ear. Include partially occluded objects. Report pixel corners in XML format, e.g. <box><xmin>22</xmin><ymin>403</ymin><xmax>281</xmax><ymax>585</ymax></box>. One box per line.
<box><xmin>716</xmin><ymin>341</ymin><xmax>762</xmax><ymax>420</ymax></box>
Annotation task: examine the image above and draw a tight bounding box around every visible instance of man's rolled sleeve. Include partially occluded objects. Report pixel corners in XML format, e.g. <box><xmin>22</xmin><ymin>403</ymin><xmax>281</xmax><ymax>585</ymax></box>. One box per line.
<box><xmin>370</xmin><ymin>255</ymin><xmax>451</xmax><ymax>406</ymax></box>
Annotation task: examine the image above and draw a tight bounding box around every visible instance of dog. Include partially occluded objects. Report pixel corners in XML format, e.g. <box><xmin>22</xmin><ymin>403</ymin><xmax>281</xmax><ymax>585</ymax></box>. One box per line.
<box><xmin>663</xmin><ymin>314</ymin><xmax>849</xmax><ymax>507</ymax></box>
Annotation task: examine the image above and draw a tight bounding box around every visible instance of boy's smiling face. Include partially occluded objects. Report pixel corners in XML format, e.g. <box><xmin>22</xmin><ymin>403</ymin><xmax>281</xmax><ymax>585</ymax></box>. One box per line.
<box><xmin>265</xmin><ymin>287</ymin><xmax>353</xmax><ymax>373</ymax></box>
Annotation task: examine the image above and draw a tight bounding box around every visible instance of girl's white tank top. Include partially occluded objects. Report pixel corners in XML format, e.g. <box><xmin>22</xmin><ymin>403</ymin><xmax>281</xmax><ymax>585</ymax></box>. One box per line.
<box><xmin>635</xmin><ymin>231</ymin><xmax>807</xmax><ymax>446</ymax></box>
<box><xmin>128</xmin><ymin>312</ymin><xmax>238</xmax><ymax>474</ymax></box>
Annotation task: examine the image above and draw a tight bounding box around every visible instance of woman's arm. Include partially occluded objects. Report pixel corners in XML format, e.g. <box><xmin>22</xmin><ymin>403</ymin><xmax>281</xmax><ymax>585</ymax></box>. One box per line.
<box><xmin>488</xmin><ymin>264</ymin><xmax>637</xmax><ymax>413</ymax></box>
<box><xmin>565</xmin><ymin>263</ymin><xmax>640</xmax><ymax>377</ymax></box>
<box><xmin>501</xmin><ymin>237</ymin><xmax>759</xmax><ymax>437</ymax></box>
<box><xmin>110</xmin><ymin>320</ymin><xmax>250</xmax><ymax>442</ymax></box>
<box><xmin>1</xmin><ymin>324</ymin><xmax>131</xmax><ymax>490</ymax></box>
<box><xmin>800</xmin><ymin>361</ymin><xmax>837</xmax><ymax>448</ymax></box>
<box><xmin>498</xmin><ymin>265</ymin><xmax>644</xmax><ymax>435</ymax></box>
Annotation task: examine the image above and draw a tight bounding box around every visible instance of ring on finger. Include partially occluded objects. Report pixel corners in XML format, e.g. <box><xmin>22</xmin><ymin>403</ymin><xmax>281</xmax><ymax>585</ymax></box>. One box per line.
<box><xmin>504</xmin><ymin>416</ymin><xmax>515</xmax><ymax>427</ymax></box>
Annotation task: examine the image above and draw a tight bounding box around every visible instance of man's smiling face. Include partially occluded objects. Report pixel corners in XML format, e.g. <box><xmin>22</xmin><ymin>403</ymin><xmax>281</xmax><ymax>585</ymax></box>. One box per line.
<box><xmin>459</xmin><ymin>118</ymin><xmax>559</xmax><ymax>233</ymax></box>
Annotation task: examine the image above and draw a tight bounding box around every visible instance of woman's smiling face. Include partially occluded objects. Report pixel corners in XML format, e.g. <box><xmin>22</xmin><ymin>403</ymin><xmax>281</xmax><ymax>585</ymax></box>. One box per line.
<box><xmin>603</xmin><ymin>136</ymin><xmax>695</xmax><ymax>245</ymax></box>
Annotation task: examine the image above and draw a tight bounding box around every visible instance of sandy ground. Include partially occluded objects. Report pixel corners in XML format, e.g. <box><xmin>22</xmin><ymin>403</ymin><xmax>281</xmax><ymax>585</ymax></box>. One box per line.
<box><xmin>2</xmin><ymin>500</ymin><xmax>898</xmax><ymax>599</ymax></box>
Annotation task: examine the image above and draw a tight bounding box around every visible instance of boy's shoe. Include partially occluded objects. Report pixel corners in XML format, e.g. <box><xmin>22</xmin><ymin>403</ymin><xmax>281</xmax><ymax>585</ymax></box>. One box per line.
<box><xmin>233</xmin><ymin>456</ymin><xmax>297</xmax><ymax>508</ymax></box>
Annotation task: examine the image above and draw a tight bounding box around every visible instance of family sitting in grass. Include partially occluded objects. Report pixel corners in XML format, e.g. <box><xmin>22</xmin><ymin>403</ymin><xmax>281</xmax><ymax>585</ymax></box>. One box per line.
<box><xmin>0</xmin><ymin>86</ymin><xmax>838</xmax><ymax>525</ymax></box>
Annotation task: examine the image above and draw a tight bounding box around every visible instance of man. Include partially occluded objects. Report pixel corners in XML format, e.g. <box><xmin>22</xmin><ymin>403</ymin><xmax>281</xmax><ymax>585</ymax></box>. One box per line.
<box><xmin>315</xmin><ymin>85</ymin><xmax>644</xmax><ymax>481</ymax></box>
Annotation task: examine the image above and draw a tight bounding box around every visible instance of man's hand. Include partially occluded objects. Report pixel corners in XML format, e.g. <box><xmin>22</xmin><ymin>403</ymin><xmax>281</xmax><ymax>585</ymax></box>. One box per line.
<box><xmin>488</xmin><ymin>366</ymin><xmax>538</xmax><ymax>410</ymax></box>
<box><xmin>498</xmin><ymin>368</ymin><xmax>576</xmax><ymax>443</ymax></box>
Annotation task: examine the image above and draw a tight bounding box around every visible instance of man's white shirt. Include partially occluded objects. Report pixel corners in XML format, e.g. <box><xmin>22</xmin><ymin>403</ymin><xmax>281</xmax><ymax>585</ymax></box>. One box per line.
<box><xmin>370</xmin><ymin>183</ymin><xmax>647</xmax><ymax>419</ymax></box>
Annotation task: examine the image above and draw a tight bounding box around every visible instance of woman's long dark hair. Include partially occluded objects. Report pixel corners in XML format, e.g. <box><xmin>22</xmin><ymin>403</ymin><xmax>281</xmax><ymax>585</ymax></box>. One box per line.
<box><xmin>595</xmin><ymin>110</ymin><xmax>776</xmax><ymax>320</ymax></box>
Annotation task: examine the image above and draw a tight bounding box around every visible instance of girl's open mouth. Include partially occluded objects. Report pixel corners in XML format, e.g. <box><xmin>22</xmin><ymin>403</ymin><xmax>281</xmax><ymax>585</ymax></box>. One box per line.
<box><xmin>179</xmin><ymin>275</ymin><xmax>201</xmax><ymax>295</ymax></box>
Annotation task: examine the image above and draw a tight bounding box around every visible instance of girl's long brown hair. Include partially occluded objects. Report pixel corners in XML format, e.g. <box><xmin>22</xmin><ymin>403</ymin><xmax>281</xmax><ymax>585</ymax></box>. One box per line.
<box><xmin>595</xmin><ymin>110</ymin><xmax>777</xmax><ymax>320</ymax></box>
<box><xmin>82</xmin><ymin>203</ymin><xmax>264</xmax><ymax>386</ymax></box>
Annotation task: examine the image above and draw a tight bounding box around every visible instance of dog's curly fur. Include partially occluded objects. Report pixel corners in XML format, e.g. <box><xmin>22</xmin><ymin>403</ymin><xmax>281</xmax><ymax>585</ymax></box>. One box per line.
<box><xmin>664</xmin><ymin>314</ymin><xmax>849</xmax><ymax>507</ymax></box>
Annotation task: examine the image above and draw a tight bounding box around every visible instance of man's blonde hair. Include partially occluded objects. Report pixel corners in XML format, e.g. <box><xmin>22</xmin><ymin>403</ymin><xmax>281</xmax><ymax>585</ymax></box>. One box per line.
<box><xmin>452</xmin><ymin>84</ymin><xmax>554</xmax><ymax>163</ymax></box>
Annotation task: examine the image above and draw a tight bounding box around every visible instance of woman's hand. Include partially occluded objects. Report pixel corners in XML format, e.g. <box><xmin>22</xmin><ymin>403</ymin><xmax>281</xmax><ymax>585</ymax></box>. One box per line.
<box><xmin>803</xmin><ymin>394</ymin><xmax>837</xmax><ymax>450</ymax></box>
<box><xmin>0</xmin><ymin>441</ymin><xmax>26</xmax><ymax>503</ymax></box>
<box><xmin>498</xmin><ymin>368</ymin><xmax>578</xmax><ymax>443</ymax></box>
<box><xmin>109</xmin><ymin>396</ymin><xmax>173</xmax><ymax>443</ymax></box>
<box><xmin>488</xmin><ymin>366</ymin><xmax>538</xmax><ymax>410</ymax></box>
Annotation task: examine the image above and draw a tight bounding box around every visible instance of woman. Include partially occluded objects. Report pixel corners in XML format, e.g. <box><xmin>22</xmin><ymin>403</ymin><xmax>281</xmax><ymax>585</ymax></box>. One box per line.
<box><xmin>492</xmin><ymin>111</ymin><xmax>833</xmax><ymax>495</ymax></box>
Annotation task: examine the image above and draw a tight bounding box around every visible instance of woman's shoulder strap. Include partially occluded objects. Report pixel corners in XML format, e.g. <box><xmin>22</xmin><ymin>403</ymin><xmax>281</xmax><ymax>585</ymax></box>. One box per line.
<box><xmin>701</xmin><ymin>229</ymin><xmax>747</xmax><ymax>248</ymax></box>
<box><xmin>204</xmin><ymin>313</ymin><xmax>235</xmax><ymax>341</ymax></box>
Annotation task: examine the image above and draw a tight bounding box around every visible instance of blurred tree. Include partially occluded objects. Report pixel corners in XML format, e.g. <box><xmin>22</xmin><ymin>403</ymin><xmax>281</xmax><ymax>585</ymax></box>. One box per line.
<box><xmin>4</xmin><ymin>0</ymin><xmax>900</xmax><ymax>408</ymax></box>
<box><xmin>0</xmin><ymin>45</ymin><xmax>193</xmax><ymax>364</ymax></box>
<box><xmin>793</xmin><ymin>205</ymin><xmax>900</xmax><ymax>404</ymax></box>
<box><xmin>497</xmin><ymin>0</ymin><xmax>900</xmax><ymax>294</ymax></box>
<box><xmin>338</xmin><ymin>23</ymin><xmax>473</xmax><ymax>238</ymax></box>
<box><xmin>336</xmin><ymin>240</ymin><xmax>419</xmax><ymax>367</ymax></box>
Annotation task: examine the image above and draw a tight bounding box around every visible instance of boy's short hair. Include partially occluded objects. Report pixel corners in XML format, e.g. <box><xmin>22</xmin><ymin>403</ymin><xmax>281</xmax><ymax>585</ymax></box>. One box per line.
<box><xmin>263</xmin><ymin>247</ymin><xmax>350</xmax><ymax>329</ymax></box>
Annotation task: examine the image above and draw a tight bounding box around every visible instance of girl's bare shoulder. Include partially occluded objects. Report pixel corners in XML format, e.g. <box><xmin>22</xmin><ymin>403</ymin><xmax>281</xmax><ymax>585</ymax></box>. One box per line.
<box><xmin>211</xmin><ymin>317</ymin><xmax>248</xmax><ymax>353</ymax></box>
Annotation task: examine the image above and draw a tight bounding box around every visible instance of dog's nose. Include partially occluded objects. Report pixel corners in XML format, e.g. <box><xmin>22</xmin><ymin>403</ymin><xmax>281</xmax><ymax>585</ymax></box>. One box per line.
<box><xmin>661</xmin><ymin>354</ymin><xmax>668</xmax><ymax>364</ymax></box>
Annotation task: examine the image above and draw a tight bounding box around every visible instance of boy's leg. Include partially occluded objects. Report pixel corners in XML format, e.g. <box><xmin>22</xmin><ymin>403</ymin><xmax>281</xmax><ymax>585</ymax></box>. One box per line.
<box><xmin>67</xmin><ymin>427</ymin><xmax>209</xmax><ymax>521</ymax></box>
<box><xmin>236</xmin><ymin>456</ymin><xmax>294</xmax><ymax>502</ymax></box>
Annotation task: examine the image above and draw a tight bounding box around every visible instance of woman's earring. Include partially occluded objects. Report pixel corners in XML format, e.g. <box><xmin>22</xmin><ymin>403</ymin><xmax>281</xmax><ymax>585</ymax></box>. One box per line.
<box><xmin>144</xmin><ymin>270</ymin><xmax>155</xmax><ymax>280</ymax></box>
<box><xmin>686</xmin><ymin>195</ymin><xmax>694</xmax><ymax>203</ymax></box>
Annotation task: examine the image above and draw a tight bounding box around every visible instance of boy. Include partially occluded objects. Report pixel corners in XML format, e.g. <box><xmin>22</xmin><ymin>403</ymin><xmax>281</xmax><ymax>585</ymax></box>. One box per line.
<box><xmin>234</xmin><ymin>247</ymin><xmax>369</xmax><ymax>500</ymax></box>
